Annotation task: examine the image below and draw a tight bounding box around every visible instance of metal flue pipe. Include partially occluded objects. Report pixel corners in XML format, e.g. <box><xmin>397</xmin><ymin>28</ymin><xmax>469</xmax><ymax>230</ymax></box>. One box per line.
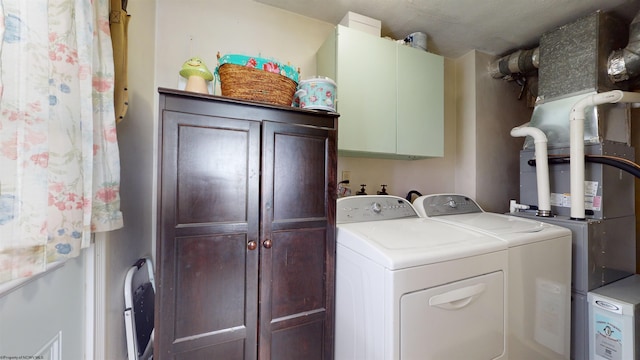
<box><xmin>490</xmin><ymin>48</ymin><xmax>540</xmax><ymax>80</ymax></box>
<box><xmin>609</xmin><ymin>10</ymin><xmax>640</xmax><ymax>82</ymax></box>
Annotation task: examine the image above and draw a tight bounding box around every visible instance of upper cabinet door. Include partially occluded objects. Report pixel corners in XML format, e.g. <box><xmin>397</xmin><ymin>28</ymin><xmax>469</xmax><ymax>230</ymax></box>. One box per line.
<box><xmin>336</xmin><ymin>25</ymin><xmax>396</xmax><ymax>155</ymax></box>
<box><xmin>396</xmin><ymin>45</ymin><xmax>444</xmax><ymax>158</ymax></box>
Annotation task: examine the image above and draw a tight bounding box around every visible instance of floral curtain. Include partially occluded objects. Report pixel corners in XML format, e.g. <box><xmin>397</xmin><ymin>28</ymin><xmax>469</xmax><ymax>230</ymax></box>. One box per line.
<box><xmin>0</xmin><ymin>0</ymin><xmax>123</xmax><ymax>283</ymax></box>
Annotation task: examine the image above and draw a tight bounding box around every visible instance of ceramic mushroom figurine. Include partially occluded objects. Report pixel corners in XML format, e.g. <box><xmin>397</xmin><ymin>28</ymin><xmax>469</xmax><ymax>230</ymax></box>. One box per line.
<box><xmin>179</xmin><ymin>57</ymin><xmax>214</xmax><ymax>94</ymax></box>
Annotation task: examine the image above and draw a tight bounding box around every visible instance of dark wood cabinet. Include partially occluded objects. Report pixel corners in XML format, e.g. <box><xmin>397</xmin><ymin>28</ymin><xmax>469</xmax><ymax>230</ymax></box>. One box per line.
<box><xmin>155</xmin><ymin>88</ymin><xmax>338</xmax><ymax>360</ymax></box>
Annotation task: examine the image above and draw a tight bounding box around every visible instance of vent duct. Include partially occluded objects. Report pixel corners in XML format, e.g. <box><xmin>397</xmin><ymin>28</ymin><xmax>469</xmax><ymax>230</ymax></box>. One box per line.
<box><xmin>538</xmin><ymin>11</ymin><xmax>628</xmax><ymax>103</ymax></box>
<box><xmin>608</xmin><ymin>10</ymin><xmax>640</xmax><ymax>82</ymax></box>
<box><xmin>489</xmin><ymin>48</ymin><xmax>539</xmax><ymax>80</ymax></box>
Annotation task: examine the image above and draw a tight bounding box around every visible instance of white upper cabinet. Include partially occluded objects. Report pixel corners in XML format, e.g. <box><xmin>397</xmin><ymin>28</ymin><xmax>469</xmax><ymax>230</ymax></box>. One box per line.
<box><xmin>317</xmin><ymin>25</ymin><xmax>444</xmax><ymax>159</ymax></box>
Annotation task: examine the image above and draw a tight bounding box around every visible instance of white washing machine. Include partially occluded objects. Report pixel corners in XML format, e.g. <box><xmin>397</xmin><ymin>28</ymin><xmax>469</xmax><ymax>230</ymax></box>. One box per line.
<box><xmin>335</xmin><ymin>195</ymin><xmax>509</xmax><ymax>360</ymax></box>
<box><xmin>413</xmin><ymin>194</ymin><xmax>572</xmax><ymax>360</ymax></box>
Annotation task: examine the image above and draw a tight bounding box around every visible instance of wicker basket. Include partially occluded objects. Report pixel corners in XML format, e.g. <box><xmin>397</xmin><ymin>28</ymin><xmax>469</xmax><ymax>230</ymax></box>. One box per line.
<box><xmin>217</xmin><ymin>62</ymin><xmax>297</xmax><ymax>106</ymax></box>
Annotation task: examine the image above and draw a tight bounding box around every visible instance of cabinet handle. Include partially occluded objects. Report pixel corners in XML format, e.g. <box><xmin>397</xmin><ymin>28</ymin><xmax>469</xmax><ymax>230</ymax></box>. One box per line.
<box><xmin>263</xmin><ymin>239</ymin><xmax>272</xmax><ymax>249</ymax></box>
<box><xmin>247</xmin><ymin>241</ymin><xmax>257</xmax><ymax>251</ymax></box>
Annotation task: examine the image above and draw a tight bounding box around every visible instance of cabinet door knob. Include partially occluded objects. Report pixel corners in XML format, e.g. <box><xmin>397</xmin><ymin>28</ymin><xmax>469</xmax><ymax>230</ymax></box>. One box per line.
<box><xmin>247</xmin><ymin>241</ymin><xmax>258</xmax><ymax>251</ymax></box>
<box><xmin>263</xmin><ymin>239</ymin><xmax>272</xmax><ymax>249</ymax></box>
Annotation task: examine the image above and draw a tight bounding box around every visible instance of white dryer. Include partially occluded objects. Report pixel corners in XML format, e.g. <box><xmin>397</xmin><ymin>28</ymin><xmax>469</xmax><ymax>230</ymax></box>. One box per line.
<box><xmin>413</xmin><ymin>194</ymin><xmax>572</xmax><ymax>360</ymax></box>
<box><xmin>335</xmin><ymin>195</ymin><xmax>509</xmax><ymax>360</ymax></box>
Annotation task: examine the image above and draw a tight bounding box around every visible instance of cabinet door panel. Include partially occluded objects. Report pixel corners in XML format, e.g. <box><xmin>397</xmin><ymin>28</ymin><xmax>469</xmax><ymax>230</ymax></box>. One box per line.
<box><xmin>158</xmin><ymin>110</ymin><xmax>260</xmax><ymax>359</ymax></box>
<box><xmin>177</xmin><ymin>125</ymin><xmax>250</xmax><ymax>224</ymax></box>
<box><xmin>271</xmin><ymin>320</ymin><xmax>325</xmax><ymax>360</ymax></box>
<box><xmin>174</xmin><ymin>234</ymin><xmax>247</xmax><ymax>339</ymax></box>
<box><xmin>273</xmin><ymin>132</ymin><xmax>327</xmax><ymax>220</ymax></box>
<box><xmin>397</xmin><ymin>46</ymin><xmax>444</xmax><ymax>157</ymax></box>
<box><xmin>174</xmin><ymin>339</ymin><xmax>245</xmax><ymax>360</ymax></box>
<box><xmin>336</xmin><ymin>25</ymin><xmax>396</xmax><ymax>154</ymax></box>
<box><xmin>270</xmin><ymin>228</ymin><xmax>326</xmax><ymax>319</ymax></box>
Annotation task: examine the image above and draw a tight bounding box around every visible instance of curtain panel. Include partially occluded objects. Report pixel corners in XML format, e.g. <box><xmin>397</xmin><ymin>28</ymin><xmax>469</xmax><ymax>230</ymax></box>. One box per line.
<box><xmin>0</xmin><ymin>0</ymin><xmax>123</xmax><ymax>283</ymax></box>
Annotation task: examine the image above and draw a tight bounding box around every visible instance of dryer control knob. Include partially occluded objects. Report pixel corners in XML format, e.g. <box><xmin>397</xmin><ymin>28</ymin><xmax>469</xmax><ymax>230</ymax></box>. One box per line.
<box><xmin>371</xmin><ymin>202</ymin><xmax>382</xmax><ymax>213</ymax></box>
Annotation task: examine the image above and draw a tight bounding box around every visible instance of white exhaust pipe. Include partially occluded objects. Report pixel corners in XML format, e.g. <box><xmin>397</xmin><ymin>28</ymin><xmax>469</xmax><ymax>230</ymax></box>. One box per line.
<box><xmin>510</xmin><ymin>123</ymin><xmax>552</xmax><ymax>216</ymax></box>
<box><xmin>569</xmin><ymin>90</ymin><xmax>640</xmax><ymax>220</ymax></box>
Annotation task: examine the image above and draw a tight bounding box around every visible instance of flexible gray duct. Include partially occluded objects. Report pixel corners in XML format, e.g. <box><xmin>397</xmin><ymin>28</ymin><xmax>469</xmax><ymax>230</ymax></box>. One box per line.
<box><xmin>489</xmin><ymin>47</ymin><xmax>539</xmax><ymax>79</ymax></box>
<box><xmin>608</xmin><ymin>10</ymin><xmax>640</xmax><ymax>82</ymax></box>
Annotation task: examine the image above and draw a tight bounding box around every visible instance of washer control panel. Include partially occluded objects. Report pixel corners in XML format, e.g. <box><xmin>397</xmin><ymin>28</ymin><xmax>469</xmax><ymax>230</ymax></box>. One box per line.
<box><xmin>337</xmin><ymin>195</ymin><xmax>418</xmax><ymax>223</ymax></box>
<box><xmin>417</xmin><ymin>194</ymin><xmax>483</xmax><ymax>217</ymax></box>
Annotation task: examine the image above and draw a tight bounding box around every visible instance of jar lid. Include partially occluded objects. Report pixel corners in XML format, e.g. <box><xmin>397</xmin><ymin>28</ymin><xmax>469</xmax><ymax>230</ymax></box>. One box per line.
<box><xmin>299</xmin><ymin>76</ymin><xmax>336</xmax><ymax>86</ymax></box>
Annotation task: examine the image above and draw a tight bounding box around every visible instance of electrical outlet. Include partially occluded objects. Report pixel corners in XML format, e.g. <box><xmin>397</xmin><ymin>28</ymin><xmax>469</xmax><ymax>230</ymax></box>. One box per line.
<box><xmin>342</xmin><ymin>171</ymin><xmax>351</xmax><ymax>182</ymax></box>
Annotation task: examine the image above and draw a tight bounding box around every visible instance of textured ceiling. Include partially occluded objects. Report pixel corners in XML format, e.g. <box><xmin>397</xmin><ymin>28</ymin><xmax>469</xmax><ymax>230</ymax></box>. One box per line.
<box><xmin>253</xmin><ymin>0</ymin><xmax>640</xmax><ymax>58</ymax></box>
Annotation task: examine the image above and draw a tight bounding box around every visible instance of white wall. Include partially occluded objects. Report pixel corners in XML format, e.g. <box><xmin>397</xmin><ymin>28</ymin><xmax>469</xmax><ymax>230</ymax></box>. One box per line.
<box><xmin>455</xmin><ymin>51</ymin><xmax>478</xmax><ymax>197</ymax></box>
<box><xmin>475</xmin><ymin>50</ymin><xmax>531</xmax><ymax>212</ymax></box>
<box><xmin>455</xmin><ymin>50</ymin><xmax>532</xmax><ymax>212</ymax></box>
<box><xmin>100</xmin><ymin>0</ymin><xmax>158</xmax><ymax>359</ymax></box>
<box><xmin>155</xmin><ymin>0</ymin><xmax>335</xmax><ymax>92</ymax></box>
<box><xmin>0</xmin><ymin>254</ymin><xmax>86</xmax><ymax>360</ymax></box>
<box><xmin>633</xmin><ymin>108</ymin><xmax>640</xmax><ymax>274</ymax></box>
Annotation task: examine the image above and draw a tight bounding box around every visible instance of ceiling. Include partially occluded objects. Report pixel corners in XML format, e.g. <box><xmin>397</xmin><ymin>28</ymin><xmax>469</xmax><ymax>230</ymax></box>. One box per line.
<box><xmin>253</xmin><ymin>0</ymin><xmax>640</xmax><ymax>58</ymax></box>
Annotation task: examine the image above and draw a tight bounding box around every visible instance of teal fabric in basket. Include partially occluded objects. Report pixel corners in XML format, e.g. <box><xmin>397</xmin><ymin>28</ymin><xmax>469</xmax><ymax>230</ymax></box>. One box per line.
<box><xmin>215</xmin><ymin>54</ymin><xmax>300</xmax><ymax>83</ymax></box>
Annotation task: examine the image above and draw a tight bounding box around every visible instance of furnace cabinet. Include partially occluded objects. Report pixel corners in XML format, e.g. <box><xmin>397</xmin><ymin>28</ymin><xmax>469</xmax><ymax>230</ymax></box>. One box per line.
<box><xmin>155</xmin><ymin>88</ymin><xmax>338</xmax><ymax>359</ymax></box>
